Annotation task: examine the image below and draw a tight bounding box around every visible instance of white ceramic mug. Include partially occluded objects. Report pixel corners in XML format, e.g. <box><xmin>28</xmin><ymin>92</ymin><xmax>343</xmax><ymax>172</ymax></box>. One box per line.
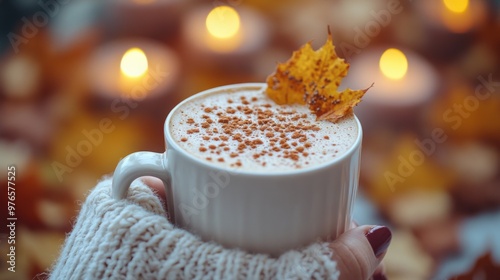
<box><xmin>112</xmin><ymin>83</ymin><xmax>362</xmax><ymax>256</ymax></box>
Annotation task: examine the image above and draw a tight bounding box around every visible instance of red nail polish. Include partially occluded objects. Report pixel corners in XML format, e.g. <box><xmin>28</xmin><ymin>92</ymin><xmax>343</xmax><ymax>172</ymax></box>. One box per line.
<box><xmin>365</xmin><ymin>226</ymin><xmax>392</xmax><ymax>258</ymax></box>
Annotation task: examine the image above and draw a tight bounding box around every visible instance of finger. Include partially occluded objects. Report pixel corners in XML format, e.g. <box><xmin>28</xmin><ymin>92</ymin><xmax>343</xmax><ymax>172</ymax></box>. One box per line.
<box><xmin>329</xmin><ymin>225</ymin><xmax>392</xmax><ymax>280</ymax></box>
<box><xmin>372</xmin><ymin>263</ymin><xmax>387</xmax><ymax>280</ymax></box>
<box><xmin>141</xmin><ymin>176</ymin><xmax>167</xmax><ymax>209</ymax></box>
<box><xmin>350</xmin><ymin>220</ymin><xmax>359</xmax><ymax>229</ymax></box>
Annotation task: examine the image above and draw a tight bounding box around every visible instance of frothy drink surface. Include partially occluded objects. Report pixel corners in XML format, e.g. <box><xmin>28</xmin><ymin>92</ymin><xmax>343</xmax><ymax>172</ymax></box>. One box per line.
<box><xmin>170</xmin><ymin>85</ymin><xmax>358</xmax><ymax>171</ymax></box>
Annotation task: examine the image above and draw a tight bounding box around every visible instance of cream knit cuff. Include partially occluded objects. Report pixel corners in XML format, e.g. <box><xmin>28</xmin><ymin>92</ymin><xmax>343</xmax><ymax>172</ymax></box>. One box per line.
<box><xmin>49</xmin><ymin>178</ymin><xmax>340</xmax><ymax>279</ymax></box>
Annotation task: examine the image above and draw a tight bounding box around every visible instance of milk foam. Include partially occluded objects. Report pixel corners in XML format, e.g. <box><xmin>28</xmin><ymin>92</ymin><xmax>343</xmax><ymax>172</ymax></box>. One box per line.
<box><xmin>170</xmin><ymin>86</ymin><xmax>358</xmax><ymax>171</ymax></box>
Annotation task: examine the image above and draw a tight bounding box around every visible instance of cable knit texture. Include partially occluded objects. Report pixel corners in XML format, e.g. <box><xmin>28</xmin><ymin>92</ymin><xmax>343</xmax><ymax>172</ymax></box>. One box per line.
<box><xmin>49</xmin><ymin>178</ymin><xmax>340</xmax><ymax>280</ymax></box>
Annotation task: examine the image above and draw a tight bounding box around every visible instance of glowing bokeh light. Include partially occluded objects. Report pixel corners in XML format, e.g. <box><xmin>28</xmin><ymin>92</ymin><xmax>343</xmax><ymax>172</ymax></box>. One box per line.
<box><xmin>379</xmin><ymin>48</ymin><xmax>408</xmax><ymax>80</ymax></box>
<box><xmin>120</xmin><ymin>48</ymin><xmax>148</xmax><ymax>78</ymax></box>
<box><xmin>443</xmin><ymin>0</ymin><xmax>469</xmax><ymax>14</ymax></box>
<box><xmin>206</xmin><ymin>6</ymin><xmax>241</xmax><ymax>39</ymax></box>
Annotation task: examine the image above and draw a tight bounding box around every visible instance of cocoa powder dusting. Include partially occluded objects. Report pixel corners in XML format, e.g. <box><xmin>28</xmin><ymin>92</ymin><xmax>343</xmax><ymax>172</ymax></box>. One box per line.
<box><xmin>179</xmin><ymin>93</ymin><xmax>342</xmax><ymax>168</ymax></box>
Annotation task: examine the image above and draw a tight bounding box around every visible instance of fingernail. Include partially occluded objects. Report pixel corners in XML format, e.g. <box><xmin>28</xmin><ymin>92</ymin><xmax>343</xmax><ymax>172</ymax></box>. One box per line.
<box><xmin>365</xmin><ymin>226</ymin><xmax>392</xmax><ymax>258</ymax></box>
<box><xmin>373</xmin><ymin>272</ymin><xmax>388</xmax><ymax>280</ymax></box>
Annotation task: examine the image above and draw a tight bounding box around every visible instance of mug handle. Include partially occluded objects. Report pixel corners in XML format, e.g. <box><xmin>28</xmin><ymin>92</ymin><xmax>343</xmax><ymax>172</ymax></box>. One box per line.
<box><xmin>111</xmin><ymin>151</ymin><xmax>174</xmax><ymax>221</ymax></box>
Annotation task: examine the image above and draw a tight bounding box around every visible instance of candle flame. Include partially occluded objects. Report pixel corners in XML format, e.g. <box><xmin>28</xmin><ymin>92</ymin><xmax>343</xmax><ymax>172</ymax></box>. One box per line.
<box><xmin>443</xmin><ymin>0</ymin><xmax>469</xmax><ymax>14</ymax></box>
<box><xmin>379</xmin><ymin>48</ymin><xmax>408</xmax><ymax>80</ymax></box>
<box><xmin>206</xmin><ymin>6</ymin><xmax>241</xmax><ymax>39</ymax></box>
<box><xmin>441</xmin><ymin>0</ymin><xmax>477</xmax><ymax>33</ymax></box>
<box><xmin>121</xmin><ymin>48</ymin><xmax>148</xmax><ymax>78</ymax></box>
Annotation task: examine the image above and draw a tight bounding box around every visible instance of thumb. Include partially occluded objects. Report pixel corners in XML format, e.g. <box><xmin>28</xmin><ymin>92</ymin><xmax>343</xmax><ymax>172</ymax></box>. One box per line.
<box><xmin>329</xmin><ymin>225</ymin><xmax>392</xmax><ymax>280</ymax></box>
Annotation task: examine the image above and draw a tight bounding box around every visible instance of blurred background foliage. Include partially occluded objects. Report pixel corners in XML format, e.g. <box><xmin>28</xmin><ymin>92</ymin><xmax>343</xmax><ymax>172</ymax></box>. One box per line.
<box><xmin>0</xmin><ymin>0</ymin><xmax>499</xmax><ymax>279</ymax></box>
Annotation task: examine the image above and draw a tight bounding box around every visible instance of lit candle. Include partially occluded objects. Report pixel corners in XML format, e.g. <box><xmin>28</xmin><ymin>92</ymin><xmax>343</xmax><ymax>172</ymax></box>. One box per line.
<box><xmin>403</xmin><ymin>0</ymin><xmax>488</xmax><ymax>61</ymax></box>
<box><xmin>118</xmin><ymin>48</ymin><xmax>149</xmax><ymax>98</ymax></box>
<box><xmin>88</xmin><ymin>40</ymin><xmax>179</xmax><ymax>100</ymax></box>
<box><xmin>183</xmin><ymin>5</ymin><xmax>269</xmax><ymax>64</ymax></box>
<box><xmin>342</xmin><ymin>48</ymin><xmax>439</xmax><ymax>128</ymax></box>
<box><xmin>204</xmin><ymin>6</ymin><xmax>243</xmax><ymax>52</ymax></box>
<box><xmin>416</xmin><ymin>0</ymin><xmax>487</xmax><ymax>34</ymax></box>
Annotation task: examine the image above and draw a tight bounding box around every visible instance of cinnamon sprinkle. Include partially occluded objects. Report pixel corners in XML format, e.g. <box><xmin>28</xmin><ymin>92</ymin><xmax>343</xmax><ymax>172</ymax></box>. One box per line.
<box><xmin>177</xmin><ymin>93</ymin><xmax>347</xmax><ymax>168</ymax></box>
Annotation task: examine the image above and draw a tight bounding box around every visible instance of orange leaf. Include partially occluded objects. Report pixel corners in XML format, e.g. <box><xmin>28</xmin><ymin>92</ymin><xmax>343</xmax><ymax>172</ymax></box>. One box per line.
<box><xmin>266</xmin><ymin>29</ymin><xmax>370</xmax><ymax>122</ymax></box>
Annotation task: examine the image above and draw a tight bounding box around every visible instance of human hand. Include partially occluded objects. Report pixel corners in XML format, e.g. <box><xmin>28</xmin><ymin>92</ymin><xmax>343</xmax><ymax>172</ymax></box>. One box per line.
<box><xmin>143</xmin><ymin>177</ymin><xmax>391</xmax><ymax>280</ymax></box>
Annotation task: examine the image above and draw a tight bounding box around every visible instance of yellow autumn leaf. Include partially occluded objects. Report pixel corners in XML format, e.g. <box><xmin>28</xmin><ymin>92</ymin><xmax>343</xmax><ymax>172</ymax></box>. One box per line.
<box><xmin>266</xmin><ymin>29</ymin><xmax>370</xmax><ymax>122</ymax></box>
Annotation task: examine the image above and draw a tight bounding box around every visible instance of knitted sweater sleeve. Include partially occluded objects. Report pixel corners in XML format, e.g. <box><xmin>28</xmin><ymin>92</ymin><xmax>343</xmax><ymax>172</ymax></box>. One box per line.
<box><xmin>49</xmin><ymin>178</ymin><xmax>340</xmax><ymax>280</ymax></box>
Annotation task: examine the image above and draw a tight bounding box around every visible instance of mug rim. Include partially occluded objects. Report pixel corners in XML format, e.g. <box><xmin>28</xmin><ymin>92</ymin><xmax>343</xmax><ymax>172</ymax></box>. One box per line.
<box><xmin>164</xmin><ymin>83</ymin><xmax>363</xmax><ymax>176</ymax></box>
